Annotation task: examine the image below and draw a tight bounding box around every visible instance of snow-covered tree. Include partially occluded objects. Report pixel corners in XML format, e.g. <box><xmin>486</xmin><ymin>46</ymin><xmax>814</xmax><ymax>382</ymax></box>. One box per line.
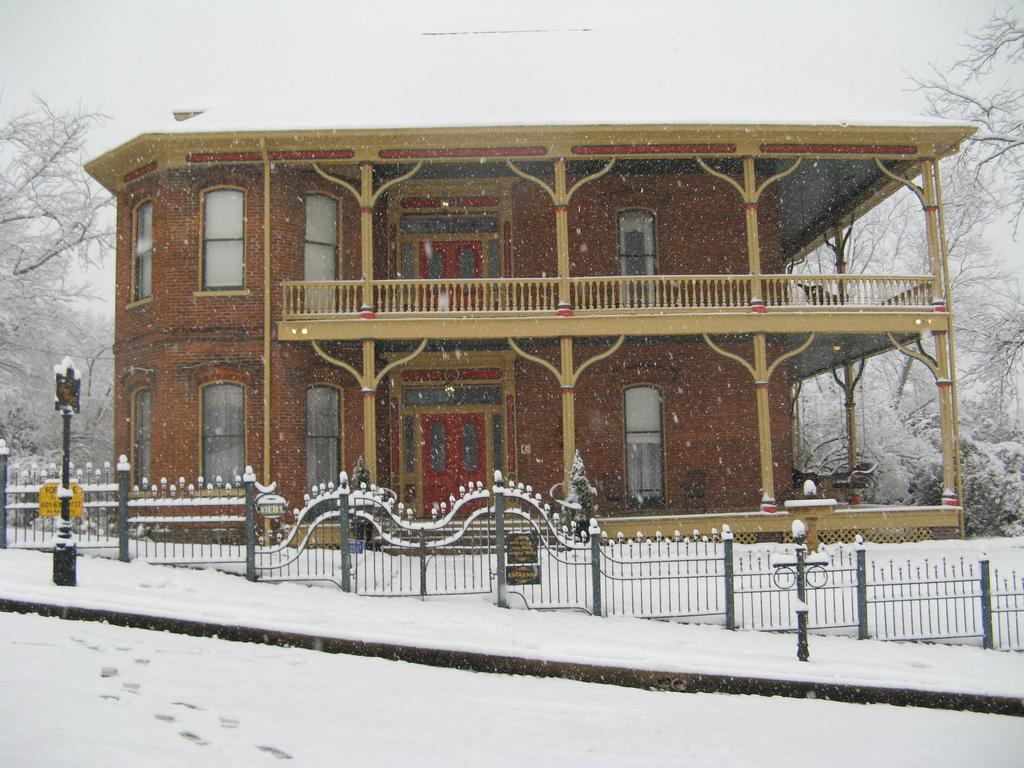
<box><xmin>566</xmin><ymin>450</ymin><xmax>596</xmax><ymax>540</ymax></box>
<box><xmin>0</xmin><ymin>99</ymin><xmax>113</xmax><ymax>466</ymax></box>
<box><xmin>351</xmin><ymin>455</ymin><xmax>371</xmax><ymax>489</ymax></box>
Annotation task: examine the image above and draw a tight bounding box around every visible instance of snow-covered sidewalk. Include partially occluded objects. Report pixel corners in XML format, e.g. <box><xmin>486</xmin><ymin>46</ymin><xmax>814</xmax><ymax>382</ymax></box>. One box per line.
<box><xmin>1</xmin><ymin>548</ymin><xmax>1022</xmax><ymax>700</ymax></box>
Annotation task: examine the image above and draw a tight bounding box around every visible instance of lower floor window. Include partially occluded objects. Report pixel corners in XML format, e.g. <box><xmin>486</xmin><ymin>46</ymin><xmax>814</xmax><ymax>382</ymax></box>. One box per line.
<box><xmin>625</xmin><ymin>386</ymin><xmax>664</xmax><ymax>507</ymax></box>
<box><xmin>132</xmin><ymin>390</ymin><xmax>151</xmax><ymax>486</ymax></box>
<box><xmin>306</xmin><ymin>386</ymin><xmax>340</xmax><ymax>489</ymax></box>
<box><xmin>202</xmin><ymin>383</ymin><xmax>245</xmax><ymax>482</ymax></box>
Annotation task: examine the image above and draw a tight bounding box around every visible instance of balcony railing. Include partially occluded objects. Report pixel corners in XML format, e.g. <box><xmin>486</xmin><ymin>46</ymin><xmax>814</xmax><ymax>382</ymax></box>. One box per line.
<box><xmin>281</xmin><ymin>274</ymin><xmax>934</xmax><ymax>320</ymax></box>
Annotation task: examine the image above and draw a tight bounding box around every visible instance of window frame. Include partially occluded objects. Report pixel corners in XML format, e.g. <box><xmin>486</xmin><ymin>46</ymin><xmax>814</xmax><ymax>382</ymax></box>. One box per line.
<box><xmin>304</xmin><ymin>194</ymin><xmax>340</xmax><ymax>282</ymax></box>
<box><xmin>132</xmin><ymin>200</ymin><xmax>154</xmax><ymax>304</ymax></box>
<box><xmin>200</xmin><ymin>187</ymin><xmax>246</xmax><ymax>292</ymax></box>
<box><xmin>199</xmin><ymin>382</ymin><xmax>246</xmax><ymax>483</ymax></box>
<box><xmin>623</xmin><ymin>384</ymin><xmax>666</xmax><ymax>509</ymax></box>
<box><xmin>305</xmin><ymin>384</ymin><xmax>341</xmax><ymax>490</ymax></box>
<box><xmin>617</xmin><ymin>209</ymin><xmax>657</xmax><ymax>276</ymax></box>
<box><xmin>130</xmin><ymin>388</ymin><xmax>152</xmax><ymax>487</ymax></box>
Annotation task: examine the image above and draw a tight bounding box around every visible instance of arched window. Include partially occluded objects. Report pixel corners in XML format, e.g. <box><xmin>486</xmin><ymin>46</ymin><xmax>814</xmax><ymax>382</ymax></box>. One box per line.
<box><xmin>134</xmin><ymin>202</ymin><xmax>153</xmax><ymax>301</ymax></box>
<box><xmin>625</xmin><ymin>386</ymin><xmax>664</xmax><ymax>508</ymax></box>
<box><xmin>202</xmin><ymin>189</ymin><xmax>245</xmax><ymax>289</ymax></box>
<box><xmin>132</xmin><ymin>389</ymin><xmax>152</xmax><ymax>486</ymax></box>
<box><xmin>617</xmin><ymin>210</ymin><xmax>656</xmax><ymax>276</ymax></box>
<box><xmin>304</xmin><ymin>195</ymin><xmax>339</xmax><ymax>281</ymax></box>
<box><xmin>306</xmin><ymin>386</ymin><xmax>340</xmax><ymax>489</ymax></box>
<box><xmin>201</xmin><ymin>383</ymin><xmax>245</xmax><ymax>481</ymax></box>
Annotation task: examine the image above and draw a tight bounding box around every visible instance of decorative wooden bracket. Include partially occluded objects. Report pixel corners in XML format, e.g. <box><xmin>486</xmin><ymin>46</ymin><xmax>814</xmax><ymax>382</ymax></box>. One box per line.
<box><xmin>507</xmin><ymin>336</ymin><xmax>625</xmax><ymax>387</ymax></box>
<box><xmin>311</xmin><ymin>338</ymin><xmax>429</xmax><ymax>391</ymax></box>
<box><xmin>885</xmin><ymin>333</ymin><xmax>940</xmax><ymax>378</ymax></box>
<box><xmin>312</xmin><ymin>161</ymin><xmax>423</xmax><ymax>206</ymax></box>
<box><xmin>874</xmin><ymin>158</ymin><xmax>925</xmax><ymax>205</ymax></box>
<box><xmin>696</xmin><ymin>157</ymin><xmax>802</xmax><ymax>202</ymax></box>
<box><xmin>506</xmin><ymin>158</ymin><xmax>617</xmax><ymax>205</ymax></box>
<box><xmin>702</xmin><ymin>333</ymin><xmax>816</xmax><ymax>381</ymax></box>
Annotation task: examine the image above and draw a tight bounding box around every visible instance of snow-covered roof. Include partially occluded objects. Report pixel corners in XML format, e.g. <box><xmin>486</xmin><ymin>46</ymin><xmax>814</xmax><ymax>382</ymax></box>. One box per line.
<box><xmin>130</xmin><ymin>24</ymin><xmax>956</xmax><ymax>139</ymax></box>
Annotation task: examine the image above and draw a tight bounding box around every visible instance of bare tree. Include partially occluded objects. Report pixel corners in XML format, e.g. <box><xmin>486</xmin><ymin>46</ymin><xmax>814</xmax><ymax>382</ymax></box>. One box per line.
<box><xmin>0</xmin><ymin>98</ymin><xmax>114</xmax><ymax>463</ymax></box>
<box><xmin>916</xmin><ymin>10</ymin><xmax>1024</xmax><ymax>230</ymax></box>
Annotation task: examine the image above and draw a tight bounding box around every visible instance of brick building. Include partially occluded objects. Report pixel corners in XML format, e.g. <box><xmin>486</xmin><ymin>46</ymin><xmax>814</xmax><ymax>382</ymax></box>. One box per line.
<box><xmin>85</xmin><ymin>120</ymin><xmax>971</xmax><ymax>517</ymax></box>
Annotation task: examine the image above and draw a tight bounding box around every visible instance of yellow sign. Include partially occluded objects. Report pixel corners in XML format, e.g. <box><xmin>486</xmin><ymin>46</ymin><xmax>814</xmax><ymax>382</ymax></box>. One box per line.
<box><xmin>38</xmin><ymin>482</ymin><xmax>84</xmax><ymax>518</ymax></box>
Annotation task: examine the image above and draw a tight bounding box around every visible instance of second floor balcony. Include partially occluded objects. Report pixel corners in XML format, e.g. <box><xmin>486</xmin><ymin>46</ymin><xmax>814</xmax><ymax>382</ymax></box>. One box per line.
<box><xmin>279</xmin><ymin>272</ymin><xmax>943</xmax><ymax>342</ymax></box>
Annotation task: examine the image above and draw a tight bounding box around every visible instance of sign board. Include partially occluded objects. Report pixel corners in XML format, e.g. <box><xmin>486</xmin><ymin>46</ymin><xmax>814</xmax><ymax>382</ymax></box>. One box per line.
<box><xmin>348</xmin><ymin>539</ymin><xmax>365</xmax><ymax>555</ymax></box>
<box><xmin>505</xmin><ymin>564</ymin><xmax>541</xmax><ymax>586</ymax></box>
<box><xmin>506</xmin><ymin>532</ymin><xmax>539</xmax><ymax>565</ymax></box>
<box><xmin>55</xmin><ymin>370</ymin><xmax>81</xmax><ymax>413</ymax></box>
<box><xmin>38</xmin><ymin>482</ymin><xmax>84</xmax><ymax>518</ymax></box>
<box><xmin>505</xmin><ymin>532</ymin><xmax>540</xmax><ymax>585</ymax></box>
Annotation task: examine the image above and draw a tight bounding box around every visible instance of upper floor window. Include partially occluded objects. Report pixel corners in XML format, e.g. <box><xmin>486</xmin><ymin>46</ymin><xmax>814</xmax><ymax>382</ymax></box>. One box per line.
<box><xmin>132</xmin><ymin>389</ymin><xmax>152</xmax><ymax>486</ymax></box>
<box><xmin>306</xmin><ymin>385</ymin><xmax>340</xmax><ymax>489</ymax></box>
<box><xmin>618</xmin><ymin>210</ymin><xmax>656</xmax><ymax>276</ymax></box>
<box><xmin>134</xmin><ymin>202</ymin><xmax>153</xmax><ymax>301</ymax></box>
<box><xmin>625</xmin><ymin>386</ymin><xmax>664</xmax><ymax>508</ymax></box>
<box><xmin>202</xmin><ymin>189</ymin><xmax>244</xmax><ymax>290</ymax></box>
<box><xmin>304</xmin><ymin>195</ymin><xmax>338</xmax><ymax>281</ymax></box>
<box><xmin>202</xmin><ymin>383</ymin><xmax>245</xmax><ymax>482</ymax></box>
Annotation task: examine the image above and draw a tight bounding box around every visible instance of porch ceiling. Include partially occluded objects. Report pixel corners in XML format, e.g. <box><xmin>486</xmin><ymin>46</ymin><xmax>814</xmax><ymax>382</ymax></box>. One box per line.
<box><xmin>785</xmin><ymin>331</ymin><xmax>919</xmax><ymax>381</ymax></box>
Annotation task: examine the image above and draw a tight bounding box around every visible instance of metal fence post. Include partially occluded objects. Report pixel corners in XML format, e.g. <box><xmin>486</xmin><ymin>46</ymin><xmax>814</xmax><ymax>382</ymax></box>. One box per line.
<box><xmin>855</xmin><ymin>539</ymin><xmax>869</xmax><ymax>640</ymax></box>
<box><xmin>339</xmin><ymin>484</ymin><xmax>351</xmax><ymax>593</ymax></box>
<box><xmin>590</xmin><ymin>520</ymin><xmax>602</xmax><ymax>617</ymax></box>
<box><xmin>494</xmin><ymin>478</ymin><xmax>507</xmax><ymax>609</ymax></box>
<box><xmin>243</xmin><ymin>467</ymin><xmax>256</xmax><ymax>582</ymax></box>
<box><xmin>980</xmin><ymin>559</ymin><xmax>994</xmax><ymax>650</ymax></box>
<box><xmin>0</xmin><ymin>439</ymin><xmax>9</xmax><ymax>549</ymax></box>
<box><xmin>418</xmin><ymin>530</ymin><xmax>428</xmax><ymax>599</ymax></box>
<box><xmin>117</xmin><ymin>455</ymin><xmax>130</xmax><ymax>562</ymax></box>
<box><xmin>723</xmin><ymin>525</ymin><xmax>735</xmax><ymax>630</ymax></box>
<box><xmin>793</xmin><ymin>520</ymin><xmax>810</xmax><ymax>662</ymax></box>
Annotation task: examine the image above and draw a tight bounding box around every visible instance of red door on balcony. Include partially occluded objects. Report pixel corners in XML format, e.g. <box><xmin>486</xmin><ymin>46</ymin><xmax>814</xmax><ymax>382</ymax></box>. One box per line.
<box><xmin>421</xmin><ymin>413</ymin><xmax>486</xmax><ymax>514</ymax></box>
<box><xmin>420</xmin><ymin>241</ymin><xmax>483</xmax><ymax>279</ymax></box>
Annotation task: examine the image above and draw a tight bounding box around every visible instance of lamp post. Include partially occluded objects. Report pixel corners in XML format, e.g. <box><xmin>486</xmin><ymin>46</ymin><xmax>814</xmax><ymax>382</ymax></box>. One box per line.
<box><xmin>53</xmin><ymin>357</ymin><xmax>80</xmax><ymax>587</ymax></box>
<box><xmin>771</xmin><ymin>519</ymin><xmax>829</xmax><ymax>662</ymax></box>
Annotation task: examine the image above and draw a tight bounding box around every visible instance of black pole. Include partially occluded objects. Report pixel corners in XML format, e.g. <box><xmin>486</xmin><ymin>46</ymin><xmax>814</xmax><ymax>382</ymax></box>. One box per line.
<box><xmin>795</xmin><ymin>527</ymin><xmax>809</xmax><ymax>662</ymax></box>
<box><xmin>52</xmin><ymin>407</ymin><xmax>76</xmax><ymax>586</ymax></box>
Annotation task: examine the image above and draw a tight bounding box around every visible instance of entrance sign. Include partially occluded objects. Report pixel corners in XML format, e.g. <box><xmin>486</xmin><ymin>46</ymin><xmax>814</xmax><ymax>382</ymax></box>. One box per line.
<box><xmin>506</xmin><ymin>532</ymin><xmax>538</xmax><ymax>564</ymax></box>
<box><xmin>38</xmin><ymin>482</ymin><xmax>84</xmax><ymax>517</ymax></box>
<box><xmin>506</xmin><ymin>564</ymin><xmax>541</xmax><ymax>586</ymax></box>
<box><xmin>505</xmin><ymin>532</ymin><xmax>540</xmax><ymax>585</ymax></box>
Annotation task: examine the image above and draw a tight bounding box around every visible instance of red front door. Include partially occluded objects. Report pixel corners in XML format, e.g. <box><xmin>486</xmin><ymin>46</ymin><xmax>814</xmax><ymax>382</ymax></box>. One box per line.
<box><xmin>419</xmin><ymin>240</ymin><xmax>483</xmax><ymax>279</ymax></box>
<box><xmin>421</xmin><ymin>413</ymin><xmax>486</xmax><ymax>514</ymax></box>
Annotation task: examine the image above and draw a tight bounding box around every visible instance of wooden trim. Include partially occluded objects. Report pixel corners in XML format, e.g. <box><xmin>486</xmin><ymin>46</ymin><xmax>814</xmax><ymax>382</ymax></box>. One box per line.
<box><xmin>87</xmin><ymin>123</ymin><xmax>974</xmax><ymax>193</ymax></box>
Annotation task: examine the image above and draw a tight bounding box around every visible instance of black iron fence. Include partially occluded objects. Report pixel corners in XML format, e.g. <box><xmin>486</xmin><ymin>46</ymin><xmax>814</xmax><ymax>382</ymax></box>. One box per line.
<box><xmin>1</xmin><ymin>449</ymin><xmax>1021</xmax><ymax>651</ymax></box>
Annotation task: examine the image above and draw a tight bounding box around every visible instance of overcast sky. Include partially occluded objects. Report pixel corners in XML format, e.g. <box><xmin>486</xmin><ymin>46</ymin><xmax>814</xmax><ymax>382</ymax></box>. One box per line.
<box><xmin>0</xmin><ymin>0</ymin><xmax>1018</xmax><ymax>310</ymax></box>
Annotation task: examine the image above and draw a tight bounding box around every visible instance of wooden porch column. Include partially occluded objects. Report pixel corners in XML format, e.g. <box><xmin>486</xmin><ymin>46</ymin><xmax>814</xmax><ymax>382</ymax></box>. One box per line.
<box><xmin>752</xmin><ymin>333</ymin><xmax>776</xmax><ymax>511</ymax></box>
<box><xmin>506</xmin><ymin>158</ymin><xmax>614</xmax><ymax>317</ymax></box>
<box><xmin>742</xmin><ymin>156</ymin><xmax>765</xmax><ymax>311</ymax></box>
<box><xmin>358</xmin><ymin>163</ymin><xmax>376</xmax><ymax>318</ymax></box>
<box><xmin>553</xmin><ymin>159</ymin><xmax>572</xmax><ymax>315</ymax></box>
<box><xmin>934</xmin><ymin>331</ymin><xmax>958</xmax><ymax>504</ymax></box>
<box><xmin>920</xmin><ymin>161</ymin><xmax>946</xmax><ymax>308</ymax></box>
<box><xmin>361</xmin><ymin>339</ymin><xmax>377</xmax><ymax>483</ymax></box>
<box><xmin>559</xmin><ymin>336</ymin><xmax>576</xmax><ymax>494</ymax></box>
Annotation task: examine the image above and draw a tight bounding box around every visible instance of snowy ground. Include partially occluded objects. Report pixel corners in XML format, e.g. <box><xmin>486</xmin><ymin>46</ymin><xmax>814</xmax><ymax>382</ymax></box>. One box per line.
<box><xmin>1</xmin><ymin>547</ymin><xmax>1024</xmax><ymax>766</ymax></box>
<box><xmin>3</xmin><ymin>610</ymin><xmax>1023</xmax><ymax>768</ymax></box>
